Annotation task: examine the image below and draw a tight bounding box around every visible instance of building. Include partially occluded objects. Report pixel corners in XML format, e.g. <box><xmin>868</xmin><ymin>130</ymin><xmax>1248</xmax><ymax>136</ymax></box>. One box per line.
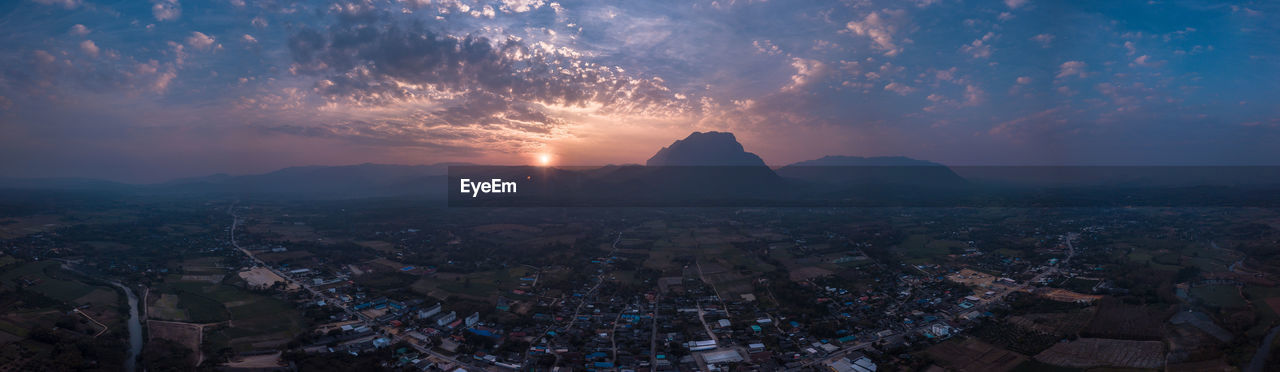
<box><xmin>700</xmin><ymin>349</ymin><xmax>744</xmax><ymax>365</ymax></box>
<box><xmin>417</xmin><ymin>303</ymin><xmax>442</xmax><ymax>319</ymax></box>
<box><xmin>434</xmin><ymin>311</ymin><xmax>457</xmax><ymax>327</ymax></box>
<box><xmin>686</xmin><ymin>340</ymin><xmax>717</xmax><ymax>351</ymax></box>
<box><xmin>826</xmin><ymin>353</ymin><xmax>876</xmax><ymax>372</ymax></box>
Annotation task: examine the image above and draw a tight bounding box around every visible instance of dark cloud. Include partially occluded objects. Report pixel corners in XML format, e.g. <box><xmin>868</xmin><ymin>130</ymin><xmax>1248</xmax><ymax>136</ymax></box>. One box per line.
<box><xmin>287</xmin><ymin>14</ymin><xmax>682</xmax><ymax>112</ymax></box>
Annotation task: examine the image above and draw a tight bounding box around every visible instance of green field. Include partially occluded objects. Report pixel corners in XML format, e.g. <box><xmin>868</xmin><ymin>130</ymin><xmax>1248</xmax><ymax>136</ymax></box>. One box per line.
<box><xmin>0</xmin><ymin>261</ymin><xmax>104</xmax><ymax>303</ymax></box>
<box><xmin>899</xmin><ymin>234</ymin><xmax>966</xmax><ymax>263</ymax></box>
<box><xmin>1061</xmin><ymin>278</ymin><xmax>1099</xmax><ymax>293</ymax></box>
<box><xmin>412</xmin><ymin>266</ymin><xmax>540</xmax><ymax>300</ymax></box>
<box><xmin>156</xmin><ymin>279</ymin><xmax>304</xmax><ymax>350</ymax></box>
<box><xmin>1190</xmin><ymin>285</ymin><xmax>1246</xmax><ymax>308</ymax></box>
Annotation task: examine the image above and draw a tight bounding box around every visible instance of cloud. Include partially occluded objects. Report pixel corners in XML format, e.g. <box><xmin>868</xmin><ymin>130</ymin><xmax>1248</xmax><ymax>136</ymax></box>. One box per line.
<box><xmin>251</xmin><ymin>17</ymin><xmax>269</xmax><ymax>28</ymax></box>
<box><xmin>33</xmin><ymin>50</ymin><xmax>57</xmax><ymax>64</ymax></box>
<box><xmin>784</xmin><ymin>58</ymin><xmax>827</xmax><ymax>92</ymax></box>
<box><xmin>1031</xmin><ymin>33</ymin><xmax>1053</xmax><ymax>47</ymax></box>
<box><xmin>152</xmin><ymin>0</ymin><xmax>181</xmax><ymax>21</ymax></box>
<box><xmin>69</xmin><ymin>24</ymin><xmax>91</xmax><ymax>36</ymax></box>
<box><xmin>1004</xmin><ymin>0</ymin><xmax>1028</xmax><ymax>9</ymax></box>
<box><xmin>963</xmin><ymin>84</ymin><xmax>985</xmax><ymax>106</ymax></box>
<box><xmin>80</xmin><ymin>40</ymin><xmax>100</xmax><ymax>57</ymax></box>
<box><xmin>988</xmin><ymin>108</ymin><xmax>1067</xmax><ymax>139</ymax></box>
<box><xmin>242</xmin><ymin>34</ymin><xmax>258</xmax><ymax>44</ymax></box>
<box><xmin>1056</xmin><ymin>61</ymin><xmax>1087</xmax><ymax>79</ymax></box>
<box><xmin>1123</xmin><ymin>41</ymin><xmax>1136</xmax><ymax>55</ymax></box>
<box><xmin>500</xmin><ymin>0</ymin><xmax>545</xmax><ymax>13</ymax></box>
<box><xmin>845</xmin><ymin>10</ymin><xmax>907</xmax><ymax>57</ymax></box>
<box><xmin>884</xmin><ymin>82</ymin><xmax>915</xmax><ymax>95</ymax></box>
<box><xmin>33</xmin><ymin>0</ymin><xmax>81</xmax><ymax>9</ymax></box>
<box><xmin>153</xmin><ymin>69</ymin><xmax>178</xmax><ymax>93</ymax></box>
<box><xmin>1016</xmin><ymin>76</ymin><xmax>1031</xmax><ymax>84</ymax></box>
<box><xmin>753</xmin><ymin>40</ymin><xmax>783</xmax><ymax>56</ymax></box>
<box><xmin>961</xmin><ymin>32</ymin><xmax>995</xmax><ymax>59</ymax></box>
<box><xmin>1130</xmin><ymin>55</ymin><xmax>1164</xmax><ymax>68</ymax></box>
<box><xmin>286</xmin><ymin>17</ymin><xmax>686</xmax><ymax>116</ymax></box>
<box><xmin>934</xmin><ymin>67</ymin><xmax>957</xmax><ymax>82</ymax></box>
<box><xmin>186</xmin><ymin>32</ymin><xmax>216</xmax><ymax>50</ymax></box>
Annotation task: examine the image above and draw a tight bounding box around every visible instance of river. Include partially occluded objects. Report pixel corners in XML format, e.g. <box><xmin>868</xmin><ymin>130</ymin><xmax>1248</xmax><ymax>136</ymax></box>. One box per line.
<box><xmin>111</xmin><ymin>282</ymin><xmax>143</xmax><ymax>372</ymax></box>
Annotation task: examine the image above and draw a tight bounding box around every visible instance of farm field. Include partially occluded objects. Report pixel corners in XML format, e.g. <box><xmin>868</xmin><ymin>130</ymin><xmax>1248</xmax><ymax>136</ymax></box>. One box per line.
<box><xmin>411</xmin><ymin>266</ymin><xmax>538</xmax><ymax>301</ymax></box>
<box><xmin>1189</xmin><ymin>285</ymin><xmax>1246</xmax><ymax>308</ymax></box>
<box><xmin>1034</xmin><ymin>338</ymin><xmax>1164</xmax><ymax>369</ymax></box>
<box><xmin>152</xmin><ymin>280</ymin><xmax>305</xmax><ymax>352</ymax></box>
<box><xmin>926</xmin><ymin>337</ymin><xmax>1027</xmax><ymax>372</ymax></box>
<box><xmin>0</xmin><ymin>261</ymin><xmax>114</xmax><ymax>304</ymax></box>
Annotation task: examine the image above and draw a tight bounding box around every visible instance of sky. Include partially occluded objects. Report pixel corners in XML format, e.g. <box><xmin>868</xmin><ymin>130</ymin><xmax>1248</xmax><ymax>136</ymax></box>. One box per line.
<box><xmin>1</xmin><ymin>0</ymin><xmax>1278</xmax><ymax>182</ymax></box>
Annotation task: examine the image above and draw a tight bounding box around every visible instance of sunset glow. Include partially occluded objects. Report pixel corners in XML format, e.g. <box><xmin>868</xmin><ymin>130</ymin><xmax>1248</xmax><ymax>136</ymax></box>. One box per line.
<box><xmin>0</xmin><ymin>0</ymin><xmax>1277</xmax><ymax>183</ymax></box>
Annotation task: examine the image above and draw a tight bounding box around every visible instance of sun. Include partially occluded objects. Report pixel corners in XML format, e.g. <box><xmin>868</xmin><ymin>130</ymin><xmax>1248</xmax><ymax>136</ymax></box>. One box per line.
<box><xmin>537</xmin><ymin>153</ymin><xmax>552</xmax><ymax>166</ymax></box>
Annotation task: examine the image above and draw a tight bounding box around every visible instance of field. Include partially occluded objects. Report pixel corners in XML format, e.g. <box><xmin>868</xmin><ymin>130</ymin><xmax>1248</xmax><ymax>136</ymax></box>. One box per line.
<box><xmin>1007</xmin><ymin>308</ymin><xmax>1096</xmax><ymax>335</ymax></box>
<box><xmin>237</xmin><ymin>267</ymin><xmax>288</xmax><ymax>289</ymax></box>
<box><xmin>1245</xmin><ymin>286</ymin><xmax>1280</xmax><ymax>322</ymax></box>
<box><xmin>256</xmin><ymin>250</ymin><xmax>314</xmax><ymax>264</ymax></box>
<box><xmin>898</xmin><ymin>234</ymin><xmax>967</xmax><ymax>264</ymax></box>
<box><xmin>150</xmin><ymin>293</ymin><xmax>189</xmax><ymax>321</ymax></box>
<box><xmin>354</xmin><ymin>240</ymin><xmax>396</xmax><ymax>254</ymax></box>
<box><xmin>154</xmin><ymin>280</ymin><xmax>304</xmax><ymax>351</ymax></box>
<box><xmin>412</xmin><ymin>266</ymin><xmax>538</xmax><ymax>301</ymax></box>
<box><xmin>173</xmin><ymin>256</ymin><xmax>228</xmax><ymax>275</ymax></box>
<box><xmin>1034</xmin><ymin>338</ymin><xmax>1164</xmax><ymax>369</ymax></box>
<box><xmin>1189</xmin><ymin>285</ymin><xmax>1246</xmax><ymax>308</ymax></box>
<box><xmin>1059</xmin><ymin>278</ymin><xmax>1098</xmax><ymax>293</ymax></box>
<box><xmin>926</xmin><ymin>337</ymin><xmax>1027</xmax><ymax>372</ymax></box>
<box><xmin>1083</xmin><ymin>300</ymin><xmax>1168</xmax><ymax>340</ymax></box>
<box><xmin>0</xmin><ymin>215</ymin><xmax>63</xmax><ymax>239</ymax></box>
<box><xmin>246</xmin><ymin>223</ymin><xmax>323</xmax><ymax>243</ymax></box>
<box><xmin>0</xmin><ymin>261</ymin><xmax>112</xmax><ymax>304</ymax></box>
<box><xmin>148</xmin><ymin>320</ymin><xmax>203</xmax><ymax>365</ymax></box>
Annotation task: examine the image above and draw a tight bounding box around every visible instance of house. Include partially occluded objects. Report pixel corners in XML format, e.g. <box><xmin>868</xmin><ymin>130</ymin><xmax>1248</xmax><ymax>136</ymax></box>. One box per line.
<box><xmin>826</xmin><ymin>352</ymin><xmax>876</xmax><ymax>372</ymax></box>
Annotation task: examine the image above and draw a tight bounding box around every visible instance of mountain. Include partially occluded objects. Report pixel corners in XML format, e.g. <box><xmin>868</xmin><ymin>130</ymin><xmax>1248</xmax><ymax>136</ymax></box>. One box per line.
<box><xmin>776</xmin><ymin>155</ymin><xmax>967</xmax><ymax>187</ymax></box>
<box><xmin>785</xmin><ymin>155</ymin><xmax>944</xmax><ymax>167</ymax></box>
<box><xmin>161</xmin><ymin>163</ymin><xmax>461</xmax><ymax>199</ymax></box>
<box><xmin>646</xmin><ymin>131</ymin><xmax>767</xmax><ymax>166</ymax></box>
<box><xmin>0</xmin><ymin>177</ymin><xmax>132</xmax><ymax>192</ymax></box>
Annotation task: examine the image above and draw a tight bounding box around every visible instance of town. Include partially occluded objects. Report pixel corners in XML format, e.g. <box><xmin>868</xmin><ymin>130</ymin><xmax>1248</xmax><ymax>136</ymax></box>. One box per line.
<box><xmin>4</xmin><ymin>199</ymin><xmax>1279</xmax><ymax>372</ymax></box>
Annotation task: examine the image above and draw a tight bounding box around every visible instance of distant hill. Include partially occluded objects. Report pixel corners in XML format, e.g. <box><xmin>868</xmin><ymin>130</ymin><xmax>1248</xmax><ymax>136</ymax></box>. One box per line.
<box><xmin>5</xmin><ymin>135</ymin><xmax>1279</xmax><ymax>205</ymax></box>
<box><xmin>0</xmin><ymin>177</ymin><xmax>133</xmax><ymax>192</ymax></box>
<box><xmin>160</xmin><ymin>163</ymin><xmax>461</xmax><ymax>199</ymax></box>
<box><xmin>785</xmin><ymin>155</ymin><xmax>944</xmax><ymax>167</ymax></box>
<box><xmin>776</xmin><ymin>155</ymin><xmax>967</xmax><ymax>187</ymax></box>
<box><xmin>646</xmin><ymin>131</ymin><xmax>767</xmax><ymax>166</ymax></box>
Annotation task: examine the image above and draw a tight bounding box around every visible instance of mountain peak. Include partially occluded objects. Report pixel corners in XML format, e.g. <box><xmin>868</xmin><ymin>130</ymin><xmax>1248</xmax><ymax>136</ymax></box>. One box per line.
<box><xmin>645</xmin><ymin>131</ymin><xmax>767</xmax><ymax>166</ymax></box>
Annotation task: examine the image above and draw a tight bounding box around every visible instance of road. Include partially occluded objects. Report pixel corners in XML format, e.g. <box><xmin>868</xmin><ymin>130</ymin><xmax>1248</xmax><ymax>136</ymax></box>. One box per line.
<box><xmin>695</xmin><ymin>300</ymin><xmax>718</xmax><ymax>344</ymax></box>
<box><xmin>225</xmin><ymin>204</ymin><xmax>477</xmax><ymax>370</ymax></box>
<box><xmin>540</xmin><ymin>231</ymin><xmax>623</xmax><ymax>367</ymax></box>
<box><xmin>72</xmin><ymin>308</ymin><xmax>109</xmax><ymax>337</ymax></box>
<box><xmin>649</xmin><ymin>292</ymin><xmax>660</xmax><ymax>368</ymax></box>
<box><xmin>609</xmin><ymin>304</ymin><xmax>628</xmax><ymax>367</ymax></box>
